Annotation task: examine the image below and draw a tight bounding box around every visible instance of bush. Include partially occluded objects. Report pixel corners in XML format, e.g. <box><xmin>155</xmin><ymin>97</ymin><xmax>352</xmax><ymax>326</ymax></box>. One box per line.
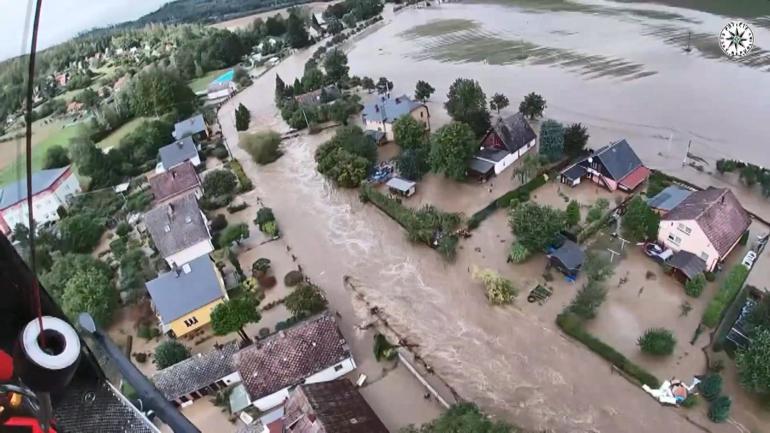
<box><xmin>637</xmin><ymin>328</ymin><xmax>676</xmax><ymax>356</ymax></box>
<box><xmin>252</xmin><ymin>258</ymin><xmax>271</xmax><ymax>276</ymax></box>
<box><xmin>203</xmin><ymin>170</ymin><xmax>238</xmax><ymax>197</ymax></box>
<box><xmin>568</xmin><ymin>279</ymin><xmax>607</xmax><ymax>320</ymax></box>
<box><xmin>373</xmin><ymin>333</ymin><xmax>398</xmax><ymax>362</ymax></box>
<box><xmin>258</xmin><ymin>327</ymin><xmax>271</xmax><ymax>338</ymax></box>
<box><xmin>699</xmin><ymin>374</ymin><xmax>723</xmax><ymax>401</ymax></box>
<box><xmin>109</xmin><ymin>238</ymin><xmax>127</xmax><ymax>258</ymax></box>
<box><xmin>258</xmin><ymin>275</ymin><xmax>277</xmax><ymax>289</ymax></box>
<box><xmin>702</xmin><ymin>265</ymin><xmax>750</xmax><ymax>328</ymax></box>
<box><xmin>681</xmin><ymin>394</ymin><xmax>699</xmax><ymax>408</ymax></box>
<box><xmin>227</xmin><ymin>159</ymin><xmax>253</xmax><ymax>191</ymax></box>
<box><xmin>685</xmin><ymin>273</ymin><xmax>706</xmax><ymax>297</ymax></box>
<box><xmin>473</xmin><ymin>268</ymin><xmax>518</xmax><ymax>305</ymax></box>
<box><xmin>704</xmin><ymin>271</ymin><xmax>716</xmax><ymax>282</ymax></box>
<box><xmin>115</xmin><ymin>221</ymin><xmax>131</xmax><ymax>238</ymax></box>
<box><xmin>708</xmin><ymin>395</ymin><xmax>731</xmax><ymax>423</ymax></box>
<box><xmin>556</xmin><ymin>312</ymin><xmax>659</xmax><ymax>387</ymax></box>
<box><xmin>285</xmin><ymin>283</ymin><xmax>327</xmax><ymax>317</ymax></box>
<box><xmin>154</xmin><ymin>340</ymin><xmax>191</xmax><ymax>369</ymax></box>
<box><xmin>508</xmin><ymin>242</ymin><xmax>531</xmax><ymax>263</ymax></box>
<box><xmin>284</xmin><ymin>270</ymin><xmax>303</xmax><ymax>286</ymax></box>
<box><xmin>200</xmin><ymin>194</ymin><xmax>233</xmax><ymax>210</ymax></box>
<box><xmin>137</xmin><ymin>324</ymin><xmax>153</xmax><ymax>340</ymax></box>
<box><xmin>133</xmin><ymin>352</ymin><xmax>148</xmax><ymax>363</ymax></box>
<box><xmin>241</xmin><ymin>131</ymin><xmax>283</xmax><ymax>165</ymax></box>
<box><xmin>210</xmin><ymin>214</ymin><xmax>228</xmax><ymax>231</ymax></box>
<box><xmin>226</xmin><ymin>202</ymin><xmax>249</xmax><ymax>213</ymax></box>
<box><xmin>262</xmin><ymin>220</ymin><xmax>279</xmax><ymax>237</ymax></box>
<box><xmin>125</xmin><ymin>190</ymin><xmax>153</xmax><ymax>213</ymax></box>
<box><xmin>256</xmin><ymin>207</ymin><xmax>275</xmax><ymax>226</ymax></box>
<box><xmin>212</xmin><ymin>146</ymin><xmax>229</xmax><ymax>160</ymax></box>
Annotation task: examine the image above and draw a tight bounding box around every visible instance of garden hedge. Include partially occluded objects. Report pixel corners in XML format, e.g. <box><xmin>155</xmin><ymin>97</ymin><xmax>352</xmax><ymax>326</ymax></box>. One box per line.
<box><xmin>702</xmin><ymin>265</ymin><xmax>750</xmax><ymax>328</ymax></box>
<box><xmin>467</xmin><ymin>173</ymin><xmax>548</xmax><ymax>229</ymax></box>
<box><xmin>557</xmin><ymin>312</ymin><xmax>660</xmax><ymax>388</ymax></box>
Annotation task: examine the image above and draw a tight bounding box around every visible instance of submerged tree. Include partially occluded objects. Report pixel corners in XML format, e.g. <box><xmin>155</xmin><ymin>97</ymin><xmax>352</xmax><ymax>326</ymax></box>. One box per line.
<box><xmin>489</xmin><ymin>93</ymin><xmax>509</xmax><ymax>114</ymax></box>
<box><xmin>414</xmin><ymin>80</ymin><xmax>435</xmax><ymax>102</ymax></box>
<box><xmin>563</xmin><ymin>122</ymin><xmax>589</xmax><ymax>157</ymax></box>
<box><xmin>472</xmin><ymin>267</ymin><xmax>518</xmax><ymax>305</ymax></box>
<box><xmin>429</xmin><ymin>122</ymin><xmax>476</xmax><ymax>180</ymax></box>
<box><xmin>444</xmin><ymin>78</ymin><xmax>490</xmax><ymax>136</ymax></box>
<box><xmin>235</xmin><ymin>103</ymin><xmax>251</xmax><ymax>131</ymax></box>
<box><xmin>538</xmin><ymin>119</ymin><xmax>565</xmax><ymax>162</ymax></box>
<box><xmin>519</xmin><ymin>92</ymin><xmax>546</xmax><ymax>120</ymax></box>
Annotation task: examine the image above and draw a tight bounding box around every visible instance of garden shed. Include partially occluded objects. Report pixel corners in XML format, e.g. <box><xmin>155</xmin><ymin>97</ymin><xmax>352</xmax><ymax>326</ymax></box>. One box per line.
<box><xmin>548</xmin><ymin>240</ymin><xmax>585</xmax><ymax>278</ymax></box>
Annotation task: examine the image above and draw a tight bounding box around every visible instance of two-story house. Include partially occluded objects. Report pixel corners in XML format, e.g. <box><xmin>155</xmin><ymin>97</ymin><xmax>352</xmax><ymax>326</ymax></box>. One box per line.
<box><xmin>145</xmin><ymin>255</ymin><xmax>228</xmax><ymax>337</ymax></box>
<box><xmin>468</xmin><ymin>112</ymin><xmax>537</xmax><ymax>180</ymax></box>
<box><xmin>172</xmin><ymin>114</ymin><xmax>209</xmax><ymax>141</ymax></box>
<box><xmin>144</xmin><ymin>193</ymin><xmax>213</xmax><ymax>267</ymax></box>
<box><xmin>560</xmin><ymin>139</ymin><xmax>650</xmax><ymax>192</ymax></box>
<box><xmin>361</xmin><ymin>95</ymin><xmax>429</xmax><ymax>142</ymax></box>
<box><xmin>658</xmin><ymin>188</ymin><xmax>751</xmax><ymax>272</ymax></box>
<box><xmin>156</xmin><ymin>136</ymin><xmax>201</xmax><ymax>174</ymax></box>
<box><xmin>148</xmin><ymin>162</ymin><xmax>202</xmax><ymax>206</ymax></box>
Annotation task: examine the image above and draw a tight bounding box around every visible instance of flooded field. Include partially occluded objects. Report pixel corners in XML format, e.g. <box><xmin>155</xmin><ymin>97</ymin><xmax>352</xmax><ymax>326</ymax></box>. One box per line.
<box><xmin>218</xmin><ymin>1</ymin><xmax>770</xmax><ymax>432</ymax></box>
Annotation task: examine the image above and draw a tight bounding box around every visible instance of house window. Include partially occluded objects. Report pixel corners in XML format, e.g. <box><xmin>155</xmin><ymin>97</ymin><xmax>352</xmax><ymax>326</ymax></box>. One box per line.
<box><xmin>334</xmin><ymin>363</ymin><xmax>343</xmax><ymax>372</ymax></box>
<box><xmin>677</xmin><ymin>223</ymin><xmax>692</xmax><ymax>235</ymax></box>
<box><xmin>700</xmin><ymin>252</ymin><xmax>709</xmax><ymax>262</ymax></box>
<box><xmin>164</xmin><ymin>225</ymin><xmax>171</xmax><ymax>233</ymax></box>
<box><xmin>184</xmin><ymin>317</ymin><xmax>199</xmax><ymax>327</ymax></box>
<box><xmin>667</xmin><ymin>233</ymin><xmax>682</xmax><ymax>246</ymax></box>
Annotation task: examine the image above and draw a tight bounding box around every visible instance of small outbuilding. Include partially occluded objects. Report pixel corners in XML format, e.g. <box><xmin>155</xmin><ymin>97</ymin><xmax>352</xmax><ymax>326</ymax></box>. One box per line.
<box><xmin>666</xmin><ymin>250</ymin><xmax>706</xmax><ymax>284</ymax></box>
<box><xmin>647</xmin><ymin>185</ymin><xmax>693</xmax><ymax>215</ymax></box>
<box><xmin>386</xmin><ymin>177</ymin><xmax>416</xmax><ymax>197</ymax></box>
<box><xmin>548</xmin><ymin>240</ymin><xmax>585</xmax><ymax>278</ymax></box>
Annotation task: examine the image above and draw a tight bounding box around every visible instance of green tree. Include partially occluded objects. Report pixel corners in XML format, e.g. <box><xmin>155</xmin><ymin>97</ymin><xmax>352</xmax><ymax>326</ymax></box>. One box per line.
<box><xmin>508</xmin><ymin>202</ymin><xmax>566</xmax><ymax>252</ymax></box>
<box><xmin>400</xmin><ymin>403</ymin><xmax>517</xmax><ymax>433</ymax></box>
<box><xmin>622</xmin><ymin>196</ymin><xmax>660</xmax><ymax>241</ymax></box>
<box><xmin>61</xmin><ymin>268</ymin><xmax>117</xmax><ymax>326</ymax></box>
<box><xmin>489</xmin><ymin>93</ymin><xmax>509</xmax><ymax>114</ymax></box>
<box><xmin>566</xmin><ymin>200</ymin><xmax>581</xmax><ymax>227</ymax></box>
<box><xmin>746</xmin><ymin>295</ymin><xmax>770</xmax><ymax>336</ymax></box>
<box><xmin>393</xmin><ymin>116</ymin><xmax>427</xmax><ymax>150</ymax></box>
<box><xmin>315</xmin><ymin>126</ymin><xmax>377</xmax><ymax>187</ymax></box>
<box><xmin>414</xmin><ymin>80</ymin><xmax>435</xmax><ymax>102</ymax></box>
<box><xmin>538</xmin><ymin>119</ymin><xmax>565</xmax><ymax>162</ymax></box>
<box><xmin>153</xmin><ymin>340</ymin><xmax>191</xmax><ymax>369</ymax></box>
<box><xmin>59</xmin><ymin>214</ymin><xmax>105</xmax><ymax>253</ymax></box>
<box><xmin>563</xmin><ymin>123</ymin><xmax>589</xmax><ymax>158</ymax></box>
<box><xmin>286</xmin><ymin>11</ymin><xmax>310</xmax><ymax>48</ymax></box>
<box><xmin>256</xmin><ymin>207</ymin><xmax>276</xmax><ymax>227</ymax></box>
<box><xmin>241</xmin><ymin>130</ymin><xmax>282</xmax><ymax>164</ymax></box>
<box><xmin>301</xmin><ymin>67</ymin><xmax>325</xmax><ymax>92</ymax></box>
<box><xmin>736</xmin><ymin>329</ymin><xmax>770</xmax><ymax>395</ymax></box>
<box><xmin>115</xmin><ymin>221</ymin><xmax>131</xmax><ymax>238</ymax></box>
<box><xmin>638</xmin><ymin>328</ymin><xmax>676</xmax><ymax>356</ymax></box>
<box><xmin>429</xmin><ymin>122</ymin><xmax>476</xmax><ymax>180</ymax></box>
<box><xmin>508</xmin><ymin>242</ymin><xmax>531</xmax><ymax>263</ymax></box>
<box><xmin>568</xmin><ymin>279</ymin><xmax>607</xmax><ymax>320</ymax></box>
<box><xmin>220</xmin><ymin>223</ymin><xmax>249</xmax><ymax>246</ymax></box>
<box><xmin>519</xmin><ymin>92</ymin><xmax>547</xmax><ymax>120</ymax></box>
<box><xmin>444</xmin><ymin>78</ymin><xmax>490</xmax><ymax>136</ymax></box>
<box><xmin>203</xmin><ymin>170</ymin><xmax>238</xmax><ymax>197</ymax></box>
<box><xmin>43</xmin><ymin>144</ymin><xmax>70</xmax><ymax>169</ymax></box>
<box><xmin>235</xmin><ymin>103</ymin><xmax>251</xmax><ymax>131</ymax></box>
<box><xmin>265</xmin><ymin>15</ymin><xmax>287</xmax><ymax>35</ymax></box>
<box><xmin>472</xmin><ymin>267</ymin><xmax>518</xmax><ymax>305</ymax></box>
<box><xmin>396</xmin><ymin>148</ymin><xmax>429</xmax><ymax>181</ymax></box>
<box><xmin>275</xmin><ymin>74</ymin><xmax>286</xmax><ymax>100</ymax></box>
<box><xmin>685</xmin><ymin>273</ymin><xmax>706</xmax><ymax>297</ymax></box>
<box><xmin>327</xmin><ymin>19</ymin><xmax>343</xmax><ymax>34</ymax></box>
<box><xmin>251</xmin><ymin>258</ymin><xmax>271</xmax><ymax>276</ymax></box>
<box><xmin>285</xmin><ymin>283</ymin><xmax>328</xmax><ymax>317</ymax></box>
<box><xmin>323</xmin><ymin>49</ymin><xmax>349</xmax><ymax>83</ymax></box>
<box><xmin>361</xmin><ymin>76</ymin><xmax>375</xmax><ymax>93</ymax></box>
<box><xmin>125</xmin><ymin>66</ymin><xmax>197</xmax><ymax>118</ymax></box>
<box><xmin>512</xmin><ymin>153</ymin><xmax>542</xmax><ymax>183</ymax></box>
<box><xmin>376</xmin><ymin>77</ymin><xmax>394</xmax><ymax>94</ymax></box>
<box><xmin>211</xmin><ymin>295</ymin><xmax>262</xmax><ymax>343</ymax></box>
<box><xmin>41</xmin><ymin>253</ymin><xmax>112</xmax><ymax>302</ymax></box>
<box><xmin>708</xmin><ymin>395</ymin><xmax>731</xmax><ymax>423</ymax></box>
<box><xmin>699</xmin><ymin>374</ymin><xmax>723</xmax><ymax>401</ymax></box>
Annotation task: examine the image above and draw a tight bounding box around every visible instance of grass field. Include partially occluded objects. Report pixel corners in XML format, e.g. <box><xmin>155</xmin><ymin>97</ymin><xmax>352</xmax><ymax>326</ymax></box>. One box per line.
<box><xmin>96</xmin><ymin>117</ymin><xmax>147</xmax><ymax>150</ymax></box>
<box><xmin>0</xmin><ymin>123</ymin><xmax>83</xmax><ymax>185</ymax></box>
<box><xmin>188</xmin><ymin>68</ymin><xmax>231</xmax><ymax>93</ymax></box>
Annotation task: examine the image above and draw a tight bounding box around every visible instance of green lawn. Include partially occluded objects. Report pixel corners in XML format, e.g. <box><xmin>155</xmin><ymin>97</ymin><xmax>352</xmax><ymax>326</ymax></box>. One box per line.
<box><xmin>0</xmin><ymin>123</ymin><xmax>83</xmax><ymax>185</ymax></box>
<box><xmin>187</xmin><ymin>68</ymin><xmax>231</xmax><ymax>93</ymax></box>
<box><xmin>96</xmin><ymin>117</ymin><xmax>147</xmax><ymax>150</ymax></box>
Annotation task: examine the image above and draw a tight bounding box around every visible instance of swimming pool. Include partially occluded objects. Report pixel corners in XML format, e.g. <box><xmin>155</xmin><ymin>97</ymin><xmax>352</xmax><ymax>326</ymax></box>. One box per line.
<box><xmin>212</xmin><ymin>69</ymin><xmax>234</xmax><ymax>84</ymax></box>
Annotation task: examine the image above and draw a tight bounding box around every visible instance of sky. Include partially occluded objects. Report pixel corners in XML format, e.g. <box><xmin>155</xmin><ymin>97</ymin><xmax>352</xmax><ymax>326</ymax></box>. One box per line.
<box><xmin>1</xmin><ymin>0</ymin><xmax>172</xmax><ymax>61</ymax></box>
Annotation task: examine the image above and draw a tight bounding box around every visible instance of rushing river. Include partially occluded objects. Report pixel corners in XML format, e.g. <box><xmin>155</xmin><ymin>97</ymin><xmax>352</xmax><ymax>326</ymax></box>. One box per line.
<box><xmin>219</xmin><ymin>2</ymin><xmax>770</xmax><ymax>431</ymax></box>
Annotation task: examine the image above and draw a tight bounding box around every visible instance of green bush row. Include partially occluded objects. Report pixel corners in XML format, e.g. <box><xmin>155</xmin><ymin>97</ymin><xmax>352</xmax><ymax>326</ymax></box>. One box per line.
<box><xmin>360</xmin><ymin>184</ymin><xmax>461</xmax><ymax>260</ymax></box>
<box><xmin>467</xmin><ymin>174</ymin><xmax>548</xmax><ymax>229</ymax></box>
<box><xmin>576</xmin><ymin>209</ymin><xmax>613</xmax><ymax>244</ymax></box>
<box><xmin>556</xmin><ymin>312</ymin><xmax>660</xmax><ymax>388</ymax></box>
<box><xmin>227</xmin><ymin>159</ymin><xmax>254</xmax><ymax>192</ymax></box>
<box><xmin>702</xmin><ymin>265</ymin><xmax>750</xmax><ymax>328</ymax></box>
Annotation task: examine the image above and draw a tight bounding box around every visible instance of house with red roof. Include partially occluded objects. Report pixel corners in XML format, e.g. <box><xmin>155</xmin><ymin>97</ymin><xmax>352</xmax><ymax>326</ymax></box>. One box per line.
<box><xmin>560</xmin><ymin>139</ymin><xmax>650</xmax><ymax>192</ymax></box>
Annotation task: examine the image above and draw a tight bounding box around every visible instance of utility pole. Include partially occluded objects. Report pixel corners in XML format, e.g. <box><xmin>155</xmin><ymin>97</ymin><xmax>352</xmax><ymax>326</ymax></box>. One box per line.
<box><xmin>682</xmin><ymin>140</ymin><xmax>691</xmax><ymax>167</ymax></box>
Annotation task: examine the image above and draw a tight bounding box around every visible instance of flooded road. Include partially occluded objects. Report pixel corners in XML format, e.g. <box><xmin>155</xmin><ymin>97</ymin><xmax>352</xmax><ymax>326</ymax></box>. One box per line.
<box><xmin>217</xmin><ymin>2</ymin><xmax>770</xmax><ymax>431</ymax></box>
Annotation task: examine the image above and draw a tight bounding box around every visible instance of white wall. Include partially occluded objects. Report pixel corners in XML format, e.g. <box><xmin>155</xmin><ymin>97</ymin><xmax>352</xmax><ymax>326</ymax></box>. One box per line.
<box><xmin>1</xmin><ymin>171</ymin><xmax>80</xmax><ymax>233</ymax></box>
<box><xmin>222</xmin><ymin>371</ymin><xmax>242</xmax><ymax>386</ymax></box>
<box><xmin>165</xmin><ymin>239</ymin><xmax>214</xmax><ymax>267</ymax></box>
<box><xmin>250</xmin><ymin>357</ymin><xmax>356</xmax><ymax>412</ymax></box>
<box><xmin>658</xmin><ymin>220</ymin><xmax>719</xmax><ymax>271</ymax></box>
<box><xmin>493</xmin><ymin>153</ymin><xmax>517</xmax><ymax>175</ymax></box>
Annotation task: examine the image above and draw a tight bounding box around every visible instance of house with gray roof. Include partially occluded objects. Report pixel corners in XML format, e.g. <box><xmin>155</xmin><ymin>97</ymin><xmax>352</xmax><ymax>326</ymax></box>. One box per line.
<box><xmin>152</xmin><ymin>341</ymin><xmax>241</xmax><ymax>406</ymax></box>
<box><xmin>172</xmin><ymin>114</ymin><xmax>209</xmax><ymax>141</ymax></box>
<box><xmin>145</xmin><ymin>255</ymin><xmax>227</xmax><ymax>337</ymax></box>
<box><xmin>647</xmin><ymin>185</ymin><xmax>693</xmax><ymax>215</ymax></box>
<box><xmin>0</xmin><ymin>165</ymin><xmax>80</xmax><ymax>235</ymax></box>
<box><xmin>658</xmin><ymin>187</ymin><xmax>750</xmax><ymax>272</ymax></box>
<box><xmin>144</xmin><ymin>193</ymin><xmax>213</xmax><ymax>267</ymax></box>
<box><xmin>156</xmin><ymin>136</ymin><xmax>201</xmax><ymax>174</ymax></box>
<box><xmin>469</xmin><ymin>113</ymin><xmax>537</xmax><ymax>179</ymax></box>
<box><xmin>560</xmin><ymin>139</ymin><xmax>650</xmax><ymax>192</ymax></box>
<box><xmin>229</xmin><ymin>312</ymin><xmax>356</xmax><ymax>415</ymax></box>
<box><xmin>548</xmin><ymin>239</ymin><xmax>585</xmax><ymax>278</ymax></box>
<box><xmin>361</xmin><ymin>95</ymin><xmax>429</xmax><ymax>142</ymax></box>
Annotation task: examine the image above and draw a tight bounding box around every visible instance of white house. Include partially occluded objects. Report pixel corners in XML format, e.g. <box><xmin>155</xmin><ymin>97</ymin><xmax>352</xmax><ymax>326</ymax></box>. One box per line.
<box><xmin>0</xmin><ymin>166</ymin><xmax>80</xmax><ymax>235</ymax></box>
<box><xmin>230</xmin><ymin>312</ymin><xmax>356</xmax><ymax>415</ymax></box>
<box><xmin>467</xmin><ymin>113</ymin><xmax>536</xmax><ymax>180</ymax></box>
<box><xmin>143</xmin><ymin>193</ymin><xmax>213</xmax><ymax>267</ymax></box>
<box><xmin>658</xmin><ymin>188</ymin><xmax>751</xmax><ymax>272</ymax></box>
<box><xmin>207</xmin><ymin>81</ymin><xmax>237</xmax><ymax>101</ymax></box>
<box><xmin>156</xmin><ymin>136</ymin><xmax>201</xmax><ymax>173</ymax></box>
<box><xmin>361</xmin><ymin>95</ymin><xmax>430</xmax><ymax>142</ymax></box>
<box><xmin>152</xmin><ymin>341</ymin><xmax>241</xmax><ymax>408</ymax></box>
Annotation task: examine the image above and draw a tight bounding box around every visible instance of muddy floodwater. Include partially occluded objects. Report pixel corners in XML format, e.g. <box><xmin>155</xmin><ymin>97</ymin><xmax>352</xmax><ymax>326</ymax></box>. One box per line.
<box><xmin>219</xmin><ymin>2</ymin><xmax>770</xmax><ymax>432</ymax></box>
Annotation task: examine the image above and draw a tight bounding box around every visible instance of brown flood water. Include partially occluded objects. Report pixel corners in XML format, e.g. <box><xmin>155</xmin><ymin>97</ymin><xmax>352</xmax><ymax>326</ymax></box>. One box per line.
<box><xmin>218</xmin><ymin>2</ymin><xmax>770</xmax><ymax>432</ymax></box>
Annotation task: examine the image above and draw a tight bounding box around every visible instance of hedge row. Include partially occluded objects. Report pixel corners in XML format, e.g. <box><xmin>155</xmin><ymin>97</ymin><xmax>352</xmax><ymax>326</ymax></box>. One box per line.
<box><xmin>702</xmin><ymin>264</ymin><xmax>750</xmax><ymax>328</ymax></box>
<box><xmin>557</xmin><ymin>312</ymin><xmax>660</xmax><ymax>387</ymax></box>
<box><xmin>576</xmin><ymin>209</ymin><xmax>614</xmax><ymax>244</ymax></box>
<box><xmin>467</xmin><ymin>174</ymin><xmax>548</xmax><ymax>229</ymax></box>
<box><xmin>227</xmin><ymin>159</ymin><xmax>254</xmax><ymax>192</ymax></box>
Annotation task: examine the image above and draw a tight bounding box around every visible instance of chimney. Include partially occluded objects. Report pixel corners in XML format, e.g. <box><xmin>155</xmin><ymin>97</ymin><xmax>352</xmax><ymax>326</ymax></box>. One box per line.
<box><xmin>171</xmin><ymin>169</ymin><xmax>177</xmax><ymax>179</ymax></box>
<box><xmin>171</xmin><ymin>262</ymin><xmax>180</xmax><ymax>277</ymax></box>
<box><xmin>176</xmin><ymin>140</ymin><xmax>183</xmax><ymax>148</ymax></box>
<box><xmin>374</xmin><ymin>104</ymin><xmax>379</xmax><ymax>112</ymax></box>
<box><xmin>395</xmin><ymin>97</ymin><xmax>401</xmax><ymax>104</ymax></box>
<box><xmin>167</xmin><ymin>203</ymin><xmax>174</xmax><ymax>219</ymax></box>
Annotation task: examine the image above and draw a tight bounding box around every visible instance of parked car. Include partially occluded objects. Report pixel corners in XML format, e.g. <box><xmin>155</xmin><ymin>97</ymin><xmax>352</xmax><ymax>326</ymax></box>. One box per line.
<box><xmin>742</xmin><ymin>250</ymin><xmax>758</xmax><ymax>269</ymax></box>
<box><xmin>643</xmin><ymin>242</ymin><xmax>673</xmax><ymax>264</ymax></box>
